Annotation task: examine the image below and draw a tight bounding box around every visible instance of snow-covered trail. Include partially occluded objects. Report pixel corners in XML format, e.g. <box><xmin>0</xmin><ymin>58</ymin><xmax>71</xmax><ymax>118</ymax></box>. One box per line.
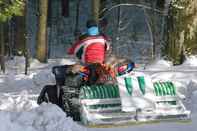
<box><xmin>0</xmin><ymin>56</ymin><xmax>197</xmax><ymax>131</ymax></box>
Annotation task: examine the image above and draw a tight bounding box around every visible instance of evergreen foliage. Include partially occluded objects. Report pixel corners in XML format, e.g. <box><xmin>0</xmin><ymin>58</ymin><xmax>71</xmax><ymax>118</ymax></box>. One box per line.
<box><xmin>0</xmin><ymin>0</ymin><xmax>25</xmax><ymax>22</ymax></box>
<box><xmin>167</xmin><ymin>0</ymin><xmax>197</xmax><ymax>64</ymax></box>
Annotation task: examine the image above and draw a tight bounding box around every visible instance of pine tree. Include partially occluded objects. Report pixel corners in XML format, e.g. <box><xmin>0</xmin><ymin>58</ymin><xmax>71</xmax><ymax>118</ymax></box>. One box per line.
<box><xmin>167</xmin><ymin>0</ymin><xmax>197</xmax><ymax>64</ymax></box>
<box><xmin>0</xmin><ymin>0</ymin><xmax>25</xmax><ymax>72</ymax></box>
<box><xmin>0</xmin><ymin>0</ymin><xmax>25</xmax><ymax>22</ymax></box>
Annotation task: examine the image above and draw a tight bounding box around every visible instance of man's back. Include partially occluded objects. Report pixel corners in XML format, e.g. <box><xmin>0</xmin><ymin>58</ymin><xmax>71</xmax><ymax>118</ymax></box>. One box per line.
<box><xmin>68</xmin><ymin>35</ymin><xmax>107</xmax><ymax>64</ymax></box>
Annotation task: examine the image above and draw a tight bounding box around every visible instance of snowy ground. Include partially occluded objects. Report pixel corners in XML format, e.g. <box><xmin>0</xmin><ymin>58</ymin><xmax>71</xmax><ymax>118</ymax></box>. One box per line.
<box><xmin>0</xmin><ymin>56</ymin><xmax>197</xmax><ymax>131</ymax></box>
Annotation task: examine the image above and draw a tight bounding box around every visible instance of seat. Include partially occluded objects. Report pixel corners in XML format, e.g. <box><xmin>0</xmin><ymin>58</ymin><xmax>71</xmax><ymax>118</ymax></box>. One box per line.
<box><xmin>52</xmin><ymin>65</ymin><xmax>68</xmax><ymax>86</ymax></box>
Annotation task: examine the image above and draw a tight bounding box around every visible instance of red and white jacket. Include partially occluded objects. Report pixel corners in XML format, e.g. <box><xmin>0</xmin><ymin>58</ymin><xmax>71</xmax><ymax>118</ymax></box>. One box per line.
<box><xmin>68</xmin><ymin>35</ymin><xmax>110</xmax><ymax>64</ymax></box>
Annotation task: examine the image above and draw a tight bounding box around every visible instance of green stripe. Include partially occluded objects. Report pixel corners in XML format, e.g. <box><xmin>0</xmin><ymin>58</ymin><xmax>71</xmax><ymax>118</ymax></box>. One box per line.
<box><xmin>160</xmin><ymin>82</ymin><xmax>167</xmax><ymax>96</ymax></box>
<box><xmin>167</xmin><ymin>82</ymin><xmax>174</xmax><ymax>95</ymax></box>
<box><xmin>97</xmin><ymin>86</ymin><xmax>102</xmax><ymax>98</ymax></box>
<box><xmin>87</xmin><ymin>86</ymin><xmax>93</xmax><ymax>99</ymax></box>
<box><xmin>103</xmin><ymin>85</ymin><xmax>108</xmax><ymax>98</ymax></box>
<box><xmin>81</xmin><ymin>87</ymin><xmax>86</xmax><ymax>99</ymax></box>
<box><xmin>153</xmin><ymin>81</ymin><xmax>176</xmax><ymax>96</ymax></box>
<box><xmin>166</xmin><ymin>82</ymin><xmax>173</xmax><ymax>96</ymax></box>
<box><xmin>101</xmin><ymin>86</ymin><xmax>106</xmax><ymax>98</ymax></box>
<box><xmin>110</xmin><ymin>85</ymin><xmax>115</xmax><ymax>98</ymax></box>
<box><xmin>94</xmin><ymin>86</ymin><xmax>99</xmax><ymax>98</ymax></box>
<box><xmin>166</xmin><ymin>82</ymin><xmax>175</xmax><ymax>96</ymax></box>
<box><xmin>169</xmin><ymin>82</ymin><xmax>176</xmax><ymax>95</ymax></box>
<box><xmin>137</xmin><ymin>76</ymin><xmax>146</xmax><ymax>95</ymax></box>
<box><xmin>168</xmin><ymin>101</ymin><xmax>176</xmax><ymax>105</ymax></box>
<box><xmin>113</xmin><ymin>85</ymin><xmax>119</xmax><ymax>98</ymax></box>
<box><xmin>93</xmin><ymin>86</ymin><xmax>98</xmax><ymax>98</ymax></box>
<box><xmin>80</xmin><ymin>85</ymin><xmax>120</xmax><ymax>99</ymax></box>
<box><xmin>163</xmin><ymin>82</ymin><xmax>170</xmax><ymax>95</ymax></box>
<box><xmin>107</xmin><ymin>86</ymin><xmax>112</xmax><ymax>98</ymax></box>
<box><xmin>154</xmin><ymin>82</ymin><xmax>159</xmax><ymax>96</ymax></box>
<box><xmin>87</xmin><ymin>103</ymin><xmax>121</xmax><ymax>109</ymax></box>
<box><xmin>84</xmin><ymin>86</ymin><xmax>89</xmax><ymax>99</ymax></box>
<box><xmin>155</xmin><ymin>82</ymin><xmax>163</xmax><ymax>96</ymax></box>
<box><xmin>124</xmin><ymin>77</ymin><xmax>133</xmax><ymax>96</ymax></box>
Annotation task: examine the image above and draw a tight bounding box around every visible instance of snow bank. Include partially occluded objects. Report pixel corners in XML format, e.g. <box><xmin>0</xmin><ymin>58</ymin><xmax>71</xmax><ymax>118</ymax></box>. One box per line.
<box><xmin>0</xmin><ymin>104</ymin><xmax>84</xmax><ymax>131</ymax></box>
<box><xmin>144</xmin><ymin>59</ymin><xmax>173</xmax><ymax>70</ymax></box>
<box><xmin>182</xmin><ymin>56</ymin><xmax>197</xmax><ymax>67</ymax></box>
<box><xmin>191</xmin><ymin>91</ymin><xmax>197</xmax><ymax>112</ymax></box>
<box><xmin>0</xmin><ymin>90</ymin><xmax>38</xmax><ymax>111</ymax></box>
<box><xmin>1</xmin><ymin>56</ymin><xmax>197</xmax><ymax>131</ymax></box>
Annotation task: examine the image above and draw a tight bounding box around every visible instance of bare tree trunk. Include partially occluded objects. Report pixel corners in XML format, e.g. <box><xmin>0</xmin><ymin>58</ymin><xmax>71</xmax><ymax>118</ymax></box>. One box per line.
<box><xmin>74</xmin><ymin>0</ymin><xmax>81</xmax><ymax>39</ymax></box>
<box><xmin>92</xmin><ymin>0</ymin><xmax>100</xmax><ymax>23</ymax></box>
<box><xmin>36</xmin><ymin>0</ymin><xmax>48</xmax><ymax>63</ymax></box>
<box><xmin>0</xmin><ymin>23</ymin><xmax>5</xmax><ymax>73</ymax></box>
<box><xmin>167</xmin><ymin>0</ymin><xmax>197</xmax><ymax>64</ymax></box>
<box><xmin>24</xmin><ymin>0</ymin><xmax>29</xmax><ymax>75</ymax></box>
<box><xmin>14</xmin><ymin>16</ymin><xmax>26</xmax><ymax>55</ymax></box>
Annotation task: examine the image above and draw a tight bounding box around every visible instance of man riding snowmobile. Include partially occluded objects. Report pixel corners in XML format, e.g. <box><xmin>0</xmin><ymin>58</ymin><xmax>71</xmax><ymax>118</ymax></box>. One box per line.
<box><xmin>67</xmin><ymin>19</ymin><xmax>117</xmax><ymax>85</ymax></box>
<box><xmin>37</xmin><ymin>17</ymin><xmax>190</xmax><ymax>126</ymax></box>
<box><xmin>67</xmin><ymin>19</ymin><xmax>135</xmax><ymax>82</ymax></box>
<box><xmin>68</xmin><ymin>19</ymin><xmax>110</xmax><ymax>65</ymax></box>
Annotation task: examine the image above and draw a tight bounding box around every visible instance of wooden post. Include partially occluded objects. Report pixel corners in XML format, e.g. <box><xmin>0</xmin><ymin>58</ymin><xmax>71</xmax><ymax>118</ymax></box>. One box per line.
<box><xmin>36</xmin><ymin>0</ymin><xmax>48</xmax><ymax>63</ymax></box>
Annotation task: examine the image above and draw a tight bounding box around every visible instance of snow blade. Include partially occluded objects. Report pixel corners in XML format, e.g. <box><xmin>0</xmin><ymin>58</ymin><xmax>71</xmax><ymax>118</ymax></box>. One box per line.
<box><xmin>78</xmin><ymin>72</ymin><xmax>191</xmax><ymax>127</ymax></box>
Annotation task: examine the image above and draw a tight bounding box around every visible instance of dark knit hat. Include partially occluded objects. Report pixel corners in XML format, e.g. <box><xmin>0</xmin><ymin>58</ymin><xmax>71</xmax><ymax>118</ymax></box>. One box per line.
<box><xmin>86</xmin><ymin>19</ymin><xmax>97</xmax><ymax>28</ymax></box>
